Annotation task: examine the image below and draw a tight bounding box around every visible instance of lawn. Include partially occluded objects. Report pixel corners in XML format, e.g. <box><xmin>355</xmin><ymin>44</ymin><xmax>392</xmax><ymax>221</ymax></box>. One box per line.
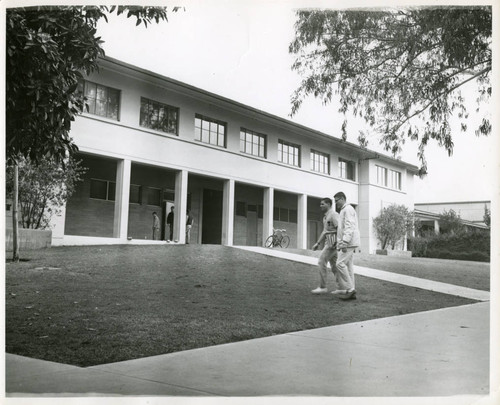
<box><xmin>5</xmin><ymin>245</ymin><xmax>481</xmax><ymax>367</ymax></box>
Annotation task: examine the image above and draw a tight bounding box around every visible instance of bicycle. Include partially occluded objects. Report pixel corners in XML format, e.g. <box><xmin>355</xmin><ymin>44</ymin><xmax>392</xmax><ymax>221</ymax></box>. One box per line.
<box><xmin>265</xmin><ymin>228</ymin><xmax>290</xmax><ymax>248</ymax></box>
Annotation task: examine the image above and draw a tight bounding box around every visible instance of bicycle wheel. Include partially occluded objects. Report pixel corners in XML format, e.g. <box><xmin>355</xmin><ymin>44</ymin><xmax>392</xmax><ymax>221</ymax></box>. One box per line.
<box><xmin>280</xmin><ymin>235</ymin><xmax>290</xmax><ymax>248</ymax></box>
<box><xmin>265</xmin><ymin>235</ymin><xmax>275</xmax><ymax>248</ymax></box>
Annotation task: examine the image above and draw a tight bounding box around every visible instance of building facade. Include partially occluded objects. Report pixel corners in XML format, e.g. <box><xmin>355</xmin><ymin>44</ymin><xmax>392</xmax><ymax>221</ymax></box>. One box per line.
<box><xmin>49</xmin><ymin>57</ymin><xmax>419</xmax><ymax>253</ymax></box>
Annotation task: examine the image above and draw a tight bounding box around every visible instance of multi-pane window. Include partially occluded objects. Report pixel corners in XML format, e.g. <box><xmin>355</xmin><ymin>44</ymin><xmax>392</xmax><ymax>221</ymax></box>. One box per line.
<box><xmin>195</xmin><ymin>114</ymin><xmax>226</xmax><ymax>147</ymax></box>
<box><xmin>339</xmin><ymin>158</ymin><xmax>355</xmax><ymax>180</ymax></box>
<box><xmin>376</xmin><ymin>165</ymin><xmax>388</xmax><ymax>187</ymax></box>
<box><xmin>79</xmin><ymin>80</ymin><xmax>120</xmax><ymax>120</ymax></box>
<box><xmin>278</xmin><ymin>140</ymin><xmax>301</xmax><ymax>167</ymax></box>
<box><xmin>240</xmin><ymin>128</ymin><xmax>266</xmax><ymax>158</ymax></box>
<box><xmin>311</xmin><ymin>150</ymin><xmax>330</xmax><ymax>174</ymax></box>
<box><xmin>147</xmin><ymin>187</ymin><xmax>161</xmax><ymax>206</ymax></box>
<box><xmin>129</xmin><ymin>185</ymin><xmax>142</xmax><ymax>204</ymax></box>
<box><xmin>273</xmin><ymin>206</ymin><xmax>298</xmax><ymax>223</ymax></box>
<box><xmin>140</xmin><ymin>98</ymin><xmax>179</xmax><ymax>134</ymax></box>
<box><xmin>90</xmin><ymin>179</ymin><xmax>115</xmax><ymax>201</ymax></box>
<box><xmin>389</xmin><ymin>170</ymin><xmax>402</xmax><ymax>190</ymax></box>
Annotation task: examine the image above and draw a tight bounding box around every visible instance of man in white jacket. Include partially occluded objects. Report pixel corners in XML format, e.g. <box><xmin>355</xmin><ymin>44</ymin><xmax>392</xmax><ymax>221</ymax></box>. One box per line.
<box><xmin>334</xmin><ymin>192</ymin><xmax>360</xmax><ymax>300</ymax></box>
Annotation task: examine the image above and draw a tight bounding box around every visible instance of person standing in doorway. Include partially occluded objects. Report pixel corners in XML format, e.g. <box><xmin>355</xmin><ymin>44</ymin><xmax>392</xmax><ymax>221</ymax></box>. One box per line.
<box><xmin>334</xmin><ymin>192</ymin><xmax>360</xmax><ymax>300</ymax></box>
<box><xmin>186</xmin><ymin>209</ymin><xmax>194</xmax><ymax>244</ymax></box>
<box><xmin>311</xmin><ymin>198</ymin><xmax>339</xmax><ymax>294</ymax></box>
<box><xmin>167</xmin><ymin>206</ymin><xmax>174</xmax><ymax>241</ymax></box>
<box><xmin>152</xmin><ymin>212</ymin><xmax>160</xmax><ymax>240</ymax></box>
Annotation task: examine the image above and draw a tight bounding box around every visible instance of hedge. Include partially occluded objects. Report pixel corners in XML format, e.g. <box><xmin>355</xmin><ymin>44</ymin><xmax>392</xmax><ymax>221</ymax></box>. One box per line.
<box><xmin>407</xmin><ymin>230</ymin><xmax>490</xmax><ymax>262</ymax></box>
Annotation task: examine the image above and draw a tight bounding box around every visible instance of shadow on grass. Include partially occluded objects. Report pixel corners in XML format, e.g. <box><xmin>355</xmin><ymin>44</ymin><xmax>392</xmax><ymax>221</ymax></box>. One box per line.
<box><xmin>6</xmin><ymin>244</ymin><xmax>479</xmax><ymax>367</ymax></box>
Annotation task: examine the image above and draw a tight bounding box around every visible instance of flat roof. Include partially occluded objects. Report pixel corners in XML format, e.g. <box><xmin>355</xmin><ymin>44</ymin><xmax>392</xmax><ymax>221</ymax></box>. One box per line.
<box><xmin>100</xmin><ymin>56</ymin><xmax>420</xmax><ymax>174</ymax></box>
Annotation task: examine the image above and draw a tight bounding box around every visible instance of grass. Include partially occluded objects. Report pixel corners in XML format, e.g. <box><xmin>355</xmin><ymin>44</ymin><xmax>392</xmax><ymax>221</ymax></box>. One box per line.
<box><xmin>5</xmin><ymin>245</ymin><xmax>483</xmax><ymax>367</ymax></box>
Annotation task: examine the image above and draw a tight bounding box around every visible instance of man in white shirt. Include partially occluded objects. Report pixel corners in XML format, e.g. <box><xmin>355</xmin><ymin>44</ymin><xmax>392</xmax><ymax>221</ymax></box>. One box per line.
<box><xmin>334</xmin><ymin>192</ymin><xmax>360</xmax><ymax>300</ymax></box>
<box><xmin>311</xmin><ymin>198</ymin><xmax>340</xmax><ymax>294</ymax></box>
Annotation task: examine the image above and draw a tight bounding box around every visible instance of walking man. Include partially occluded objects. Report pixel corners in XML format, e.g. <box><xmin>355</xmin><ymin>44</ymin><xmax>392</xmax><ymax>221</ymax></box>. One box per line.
<box><xmin>167</xmin><ymin>206</ymin><xmax>174</xmax><ymax>241</ymax></box>
<box><xmin>334</xmin><ymin>192</ymin><xmax>360</xmax><ymax>300</ymax></box>
<box><xmin>186</xmin><ymin>209</ymin><xmax>194</xmax><ymax>244</ymax></box>
<box><xmin>152</xmin><ymin>211</ymin><xmax>160</xmax><ymax>240</ymax></box>
<box><xmin>311</xmin><ymin>198</ymin><xmax>339</xmax><ymax>294</ymax></box>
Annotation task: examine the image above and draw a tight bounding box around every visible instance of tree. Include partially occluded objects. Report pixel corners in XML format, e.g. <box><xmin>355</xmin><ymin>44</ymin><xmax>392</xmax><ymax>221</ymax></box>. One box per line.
<box><xmin>439</xmin><ymin>209</ymin><xmax>465</xmax><ymax>234</ymax></box>
<box><xmin>6</xmin><ymin>156</ymin><xmax>86</xmax><ymax>229</ymax></box>
<box><xmin>6</xmin><ymin>6</ymin><xmax>178</xmax><ymax>260</ymax></box>
<box><xmin>483</xmin><ymin>204</ymin><xmax>490</xmax><ymax>227</ymax></box>
<box><xmin>373</xmin><ymin>204</ymin><xmax>414</xmax><ymax>250</ymax></box>
<box><xmin>289</xmin><ymin>7</ymin><xmax>492</xmax><ymax>175</ymax></box>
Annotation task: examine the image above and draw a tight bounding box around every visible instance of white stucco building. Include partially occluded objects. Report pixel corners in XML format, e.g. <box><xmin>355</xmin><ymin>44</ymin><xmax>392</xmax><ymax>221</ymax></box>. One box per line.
<box><xmin>49</xmin><ymin>56</ymin><xmax>419</xmax><ymax>253</ymax></box>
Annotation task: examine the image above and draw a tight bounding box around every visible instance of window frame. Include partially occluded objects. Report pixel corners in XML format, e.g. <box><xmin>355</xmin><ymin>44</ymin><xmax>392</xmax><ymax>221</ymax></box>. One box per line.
<box><xmin>240</xmin><ymin>128</ymin><xmax>267</xmax><ymax>158</ymax></box>
<box><xmin>89</xmin><ymin>178</ymin><xmax>116</xmax><ymax>202</ymax></box>
<box><xmin>139</xmin><ymin>97</ymin><xmax>179</xmax><ymax>135</ymax></box>
<box><xmin>338</xmin><ymin>157</ymin><xmax>356</xmax><ymax>181</ymax></box>
<box><xmin>194</xmin><ymin>114</ymin><xmax>227</xmax><ymax>148</ymax></box>
<box><xmin>311</xmin><ymin>149</ymin><xmax>330</xmax><ymax>175</ymax></box>
<box><xmin>79</xmin><ymin>80</ymin><xmax>121</xmax><ymax>121</ymax></box>
<box><xmin>146</xmin><ymin>187</ymin><xmax>162</xmax><ymax>207</ymax></box>
<box><xmin>278</xmin><ymin>140</ymin><xmax>301</xmax><ymax>167</ymax></box>
<box><xmin>389</xmin><ymin>169</ymin><xmax>402</xmax><ymax>190</ymax></box>
<box><xmin>129</xmin><ymin>184</ymin><xmax>142</xmax><ymax>205</ymax></box>
<box><xmin>376</xmin><ymin>165</ymin><xmax>388</xmax><ymax>187</ymax></box>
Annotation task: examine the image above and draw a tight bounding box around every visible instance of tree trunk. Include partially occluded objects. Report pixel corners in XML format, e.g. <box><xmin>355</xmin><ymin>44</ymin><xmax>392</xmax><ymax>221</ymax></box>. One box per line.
<box><xmin>12</xmin><ymin>162</ymin><xmax>20</xmax><ymax>262</ymax></box>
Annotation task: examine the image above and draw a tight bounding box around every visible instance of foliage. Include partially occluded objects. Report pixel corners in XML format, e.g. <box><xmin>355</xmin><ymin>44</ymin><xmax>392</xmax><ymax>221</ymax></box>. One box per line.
<box><xmin>439</xmin><ymin>209</ymin><xmax>465</xmax><ymax>234</ymax></box>
<box><xmin>289</xmin><ymin>7</ymin><xmax>492</xmax><ymax>175</ymax></box>
<box><xmin>6</xmin><ymin>6</ymin><xmax>176</xmax><ymax>165</ymax></box>
<box><xmin>373</xmin><ymin>204</ymin><xmax>414</xmax><ymax>249</ymax></box>
<box><xmin>483</xmin><ymin>204</ymin><xmax>491</xmax><ymax>227</ymax></box>
<box><xmin>6</xmin><ymin>157</ymin><xmax>86</xmax><ymax>229</ymax></box>
<box><xmin>408</xmin><ymin>228</ymin><xmax>490</xmax><ymax>262</ymax></box>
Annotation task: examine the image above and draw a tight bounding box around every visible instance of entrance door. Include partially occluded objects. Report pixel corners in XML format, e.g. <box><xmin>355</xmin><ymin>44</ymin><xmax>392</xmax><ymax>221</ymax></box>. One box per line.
<box><xmin>246</xmin><ymin>205</ymin><xmax>258</xmax><ymax>246</ymax></box>
<box><xmin>202</xmin><ymin>189</ymin><xmax>223</xmax><ymax>244</ymax></box>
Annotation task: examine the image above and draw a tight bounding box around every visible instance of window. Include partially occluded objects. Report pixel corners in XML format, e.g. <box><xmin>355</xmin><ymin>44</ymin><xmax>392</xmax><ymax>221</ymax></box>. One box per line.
<box><xmin>273</xmin><ymin>206</ymin><xmax>297</xmax><ymax>223</ymax></box>
<box><xmin>140</xmin><ymin>97</ymin><xmax>179</xmax><ymax>134</ymax></box>
<box><xmin>147</xmin><ymin>187</ymin><xmax>161</xmax><ymax>206</ymax></box>
<box><xmin>235</xmin><ymin>201</ymin><xmax>246</xmax><ymax>216</ymax></box>
<box><xmin>240</xmin><ymin>128</ymin><xmax>266</xmax><ymax>158</ymax></box>
<box><xmin>195</xmin><ymin>114</ymin><xmax>227</xmax><ymax>147</ymax></box>
<box><xmin>339</xmin><ymin>158</ymin><xmax>355</xmax><ymax>181</ymax></box>
<box><xmin>311</xmin><ymin>150</ymin><xmax>330</xmax><ymax>174</ymax></box>
<box><xmin>278</xmin><ymin>140</ymin><xmax>301</xmax><ymax>167</ymax></box>
<box><xmin>376</xmin><ymin>165</ymin><xmax>388</xmax><ymax>187</ymax></box>
<box><xmin>79</xmin><ymin>80</ymin><xmax>120</xmax><ymax>120</ymax></box>
<box><xmin>129</xmin><ymin>184</ymin><xmax>142</xmax><ymax>204</ymax></box>
<box><xmin>389</xmin><ymin>170</ymin><xmax>402</xmax><ymax>190</ymax></box>
<box><xmin>90</xmin><ymin>179</ymin><xmax>115</xmax><ymax>201</ymax></box>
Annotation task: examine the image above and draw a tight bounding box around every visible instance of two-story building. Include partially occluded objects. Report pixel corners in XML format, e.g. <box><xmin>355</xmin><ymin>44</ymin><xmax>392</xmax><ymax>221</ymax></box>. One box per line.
<box><xmin>49</xmin><ymin>56</ymin><xmax>419</xmax><ymax>253</ymax></box>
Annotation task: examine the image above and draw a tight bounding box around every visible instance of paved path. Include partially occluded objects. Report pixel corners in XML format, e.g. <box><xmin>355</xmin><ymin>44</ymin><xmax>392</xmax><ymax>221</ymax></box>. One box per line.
<box><xmin>5</xmin><ymin>248</ymin><xmax>491</xmax><ymax>398</ymax></box>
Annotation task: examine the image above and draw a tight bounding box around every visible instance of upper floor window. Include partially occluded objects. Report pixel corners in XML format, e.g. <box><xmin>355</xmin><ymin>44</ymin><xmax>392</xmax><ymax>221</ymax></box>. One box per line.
<box><xmin>90</xmin><ymin>179</ymin><xmax>115</xmax><ymax>201</ymax></box>
<box><xmin>195</xmin><ymin>114</ymin><xmax>226</xmax><ymax>147</ymax></box>
<box><xmin>389</xmin><ymin>169</ymin><xmax>402</xmax><ymax>190</ymax></box>
<box><xmin>376</xmin><ymin>165</ymin><xmax>388</xmax><ymax>187</ymax></box>
<box><xmin>240</xmin><ymin>128</ymin><xmax>266</xmax><ymax>158</ymax></box>
<box><xmin>311</xmin><ymin>150</ymin><xmax>330</xmax><ymax>174</ymax></box>
<box><xmin>140</xmin><ymin>97</ymin><xmax>179</xmax><ymax>134</ymax></box>
<box><xmin>79</xmin><ymin>80</ymin><xmax>120</xmax><ymax>120</ymax></box>
<box><xmin>339</xmin><ymin>158</ymin><xmax>355</xmax><ymax>181</ymax></box>
<box><xmin>278</xmin><ymin>140</ymin><xmax>301</xmax><ymax>167</ymax></box>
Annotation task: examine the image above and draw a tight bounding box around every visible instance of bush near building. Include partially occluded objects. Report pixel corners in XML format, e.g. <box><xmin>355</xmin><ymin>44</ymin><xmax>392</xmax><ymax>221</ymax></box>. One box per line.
<box><xmin>408</xmin><ymin>229</ymin><xmax>490</xmax><ymax>262</ymax></box>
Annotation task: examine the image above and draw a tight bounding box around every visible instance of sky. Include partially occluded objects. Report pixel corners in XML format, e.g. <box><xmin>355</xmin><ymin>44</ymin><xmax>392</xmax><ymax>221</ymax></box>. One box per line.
<box><xmin>94</xmin><ymin>1</ymin><xmax>498</xmax><ymax>204</ymax></box>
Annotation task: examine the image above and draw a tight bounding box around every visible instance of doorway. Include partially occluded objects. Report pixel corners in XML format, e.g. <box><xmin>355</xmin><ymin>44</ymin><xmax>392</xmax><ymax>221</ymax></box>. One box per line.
<box><xmin>202</xmin><ymin>189</ymin><xmax>223</xmax><ymax>244</ymax></box>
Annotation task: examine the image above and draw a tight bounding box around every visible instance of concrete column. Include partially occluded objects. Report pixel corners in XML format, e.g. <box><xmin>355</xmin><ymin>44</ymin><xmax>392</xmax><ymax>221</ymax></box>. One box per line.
<box><xmin>262</xmin><ymin>187</ymin><xmax>274</xmax><ymax>246</ymax></box>
<box><xmin>297</xmin><ymin>194</ymin><xmax>308</xmax><ymax>249</ymax></box>
<box><xmin>174</xmin><ymin>170</ymin><xmax>188</xmax><ymax>243</ymax></box>
<box><xmin>434</xmin><ymin>220</ymin><xmax>440</xmax><ymax>235</ymax></box>
<box><xmin>113</xmin><ymin>159</ymin><xmax>131</xmax><ymax>239</ymax></box>
<box><xmin>222</xmin><ymin>179</ymin><xmax>235</xmax><ymax>246</ymax></box>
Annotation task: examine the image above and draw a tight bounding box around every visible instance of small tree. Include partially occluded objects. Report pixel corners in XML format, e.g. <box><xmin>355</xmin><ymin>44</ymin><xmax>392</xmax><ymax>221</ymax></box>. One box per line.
<box><xmin>483</xmin><ymin>204</ymin><xmax>491</xmax><ymax>227</ymax></box>
<box><xmin>373</xmin><ymin>204</ymin><xmax>414</xmax><ymax>250</ymax></box>
<box><xmin>439</xmin><ymin>209</ymin><xmax>465</xmax><ymax>234</ymax></box>
<box><xmin>6</xmin><ymin>156</ymin><xmax>86</xmax><ymax>229</ymax></box>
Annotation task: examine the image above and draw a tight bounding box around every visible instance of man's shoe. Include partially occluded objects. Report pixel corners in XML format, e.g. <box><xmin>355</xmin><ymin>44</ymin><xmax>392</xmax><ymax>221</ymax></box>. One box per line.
<box><xmin>338</xmin><ymin>289</ymin><xmax>357</xmax><ymax>300</ymax></box>
<box><xmin>311</xmin><ymin>287</ymin><xmax>328</xmax><ymax>294</ymax></box>
<box><xmin>331</xmin><ymin>290</ymin><xmax>345</xmax><ymax>295</ymax></box>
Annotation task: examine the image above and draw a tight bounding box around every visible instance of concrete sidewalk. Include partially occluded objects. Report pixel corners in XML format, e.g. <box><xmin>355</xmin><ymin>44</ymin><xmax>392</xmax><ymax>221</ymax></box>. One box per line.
<box><xmin>5</xmin><ymin>248</ymin><xmax>491</xmax><ymax>398</ymax></box>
